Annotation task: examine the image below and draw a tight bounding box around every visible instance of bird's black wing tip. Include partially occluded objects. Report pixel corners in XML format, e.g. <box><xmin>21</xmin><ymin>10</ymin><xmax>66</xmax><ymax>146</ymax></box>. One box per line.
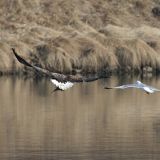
<box><xmin>11</xmin><ymin>48</ymin><xmax>32</xmax><ymax>67</ymax></box>
<box><xmin>12</xmin><ymin>48</ymin><xmax>19</xmax><ymax>59</ymax></box>
<box><xmin>11</xmin><ymin>48</ymin><xmax>17</xmax><ymax>57</ymax></box>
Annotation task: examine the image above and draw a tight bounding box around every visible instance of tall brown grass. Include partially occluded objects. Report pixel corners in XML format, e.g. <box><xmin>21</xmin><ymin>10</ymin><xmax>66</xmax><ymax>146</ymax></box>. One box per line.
<box><xmin>0</xmin><ymin>0</ymin><xmax>160</xmax><ymax>74</ymax></box>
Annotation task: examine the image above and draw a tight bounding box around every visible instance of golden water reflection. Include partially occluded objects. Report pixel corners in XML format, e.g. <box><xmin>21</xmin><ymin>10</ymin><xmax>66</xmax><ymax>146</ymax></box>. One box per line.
<box><xmin>0</xmin><ymin>76</ymin><xmax>160</xmax><ymax>159</ymax></box>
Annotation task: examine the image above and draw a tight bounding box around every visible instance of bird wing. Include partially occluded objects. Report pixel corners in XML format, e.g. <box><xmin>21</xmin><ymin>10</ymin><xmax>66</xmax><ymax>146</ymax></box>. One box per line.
<box><xmin>12</xmin><ymin>48</ymin><xmax>67</xmax><ymax>80</ymax></box>
<box><xmin>51</xmin><ymin>79</ymin><xmax>74</xmax><ymax>90</ymax></box>
<box><xmin>146</xmin><ymin>85</ymin><xmax>160</xmax><ymax>92</ymax></box>
<box><xmin>104</xmin><ymin>84</ymin><xmax>139</xmax><ymax>89</ymax></box>
<box><xmin>143</xmin><ymin>87</ymin><xmax>154</xmax><ymax>94</ymax></box>
<box><xmin>153</xmin><ymin>88</ymin><xmax>160</xmax><ymax>92</ymax></box>
<box><xmin>12</xmin><ymin>48</ymin><xmax>101</xmax><ymax>83</ymax></box>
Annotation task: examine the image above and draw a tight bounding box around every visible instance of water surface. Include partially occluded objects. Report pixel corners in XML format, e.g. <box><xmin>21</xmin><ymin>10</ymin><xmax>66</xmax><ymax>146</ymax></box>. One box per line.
<box><xmin>0</xmin><ymin>75</ymin><xmax>160</xmax><ymax>160</ymax></box>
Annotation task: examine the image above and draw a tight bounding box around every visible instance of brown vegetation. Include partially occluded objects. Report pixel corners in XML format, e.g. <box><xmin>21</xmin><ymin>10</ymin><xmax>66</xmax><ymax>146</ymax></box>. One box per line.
<box><xmin>0</xmin><ymin>0</ymin><xmax>160</xmax><ymax>75</ymax></box>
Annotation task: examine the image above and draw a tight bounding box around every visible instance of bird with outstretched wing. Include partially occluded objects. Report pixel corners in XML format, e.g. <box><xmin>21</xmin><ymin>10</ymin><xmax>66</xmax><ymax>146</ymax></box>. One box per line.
<box><xmin>104</xmin><ymin>80</ymin><xmax>160</xmax><ymax>94</ymax></box>
<box><xmin>12</xmin><ymin>48</ymin><xmax>101</xmax><ymax>91</ymax></box>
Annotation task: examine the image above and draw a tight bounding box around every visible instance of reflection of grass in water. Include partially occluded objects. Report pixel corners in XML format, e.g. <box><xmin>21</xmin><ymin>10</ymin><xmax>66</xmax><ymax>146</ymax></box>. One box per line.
<box><xmin>1</xmin><ymin>76</ymin><xmax>160</xmax><ymax>159</ymax></box>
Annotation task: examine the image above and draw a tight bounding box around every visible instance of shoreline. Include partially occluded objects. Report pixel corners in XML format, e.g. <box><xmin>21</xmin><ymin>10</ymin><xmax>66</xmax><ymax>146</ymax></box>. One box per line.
<box><xmin>0</xmin><ymin>67</ymin><xmax>159</xmax><ymax>79</ymax></box>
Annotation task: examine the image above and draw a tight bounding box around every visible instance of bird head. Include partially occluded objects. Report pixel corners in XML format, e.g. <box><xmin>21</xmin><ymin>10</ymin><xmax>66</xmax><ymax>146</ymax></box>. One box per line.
<box><xmin>136</xmin><ymin>81</ymin><xmax>142</xmax><ymax>85</ymax></box>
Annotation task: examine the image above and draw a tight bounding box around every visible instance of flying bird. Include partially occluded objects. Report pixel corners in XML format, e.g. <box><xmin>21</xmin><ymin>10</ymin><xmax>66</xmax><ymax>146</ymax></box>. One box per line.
<box><xmin>104</xmin><ymin>80</ymin><xmax>160</xmax><ymax>94</ymax></box>
<box><xmin>12</xmin><ymin>48</ymin><xmax>100</xmax><ymax>91</ymax></box>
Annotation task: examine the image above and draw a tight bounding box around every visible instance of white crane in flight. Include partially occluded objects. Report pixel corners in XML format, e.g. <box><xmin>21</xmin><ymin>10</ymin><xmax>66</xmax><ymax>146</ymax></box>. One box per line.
<box><xmin>104</xmin><ymin>81</ymin><xmax>160</xmax><ymax>94</ymax></box>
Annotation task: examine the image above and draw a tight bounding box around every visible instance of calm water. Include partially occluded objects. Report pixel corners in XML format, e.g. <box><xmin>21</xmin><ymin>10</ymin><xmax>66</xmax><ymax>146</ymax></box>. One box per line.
<box><xmin>0</xmin><ymin>75</ymin><xmax>160</xmax><ymax>160</ymax></box>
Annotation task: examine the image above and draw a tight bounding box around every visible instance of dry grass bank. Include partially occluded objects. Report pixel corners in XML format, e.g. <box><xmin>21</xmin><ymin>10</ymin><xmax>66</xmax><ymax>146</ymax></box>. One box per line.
<box><xmin>0</xmin><ymin>0</ymin><xmax>160</xmax><ymax>75</ymax></box>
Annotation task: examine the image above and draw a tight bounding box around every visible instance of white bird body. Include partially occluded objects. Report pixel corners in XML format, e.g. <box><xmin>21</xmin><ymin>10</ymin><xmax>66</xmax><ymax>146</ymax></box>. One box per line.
<box><xmin>50</xmin><ymin>79</ymin><xmax>74</xmax><ymax>91</ymax></box>
<box><xmin>105</xmin><ymin>81</ymin><xmax>160</xmax><ymax>94</ymax></box>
